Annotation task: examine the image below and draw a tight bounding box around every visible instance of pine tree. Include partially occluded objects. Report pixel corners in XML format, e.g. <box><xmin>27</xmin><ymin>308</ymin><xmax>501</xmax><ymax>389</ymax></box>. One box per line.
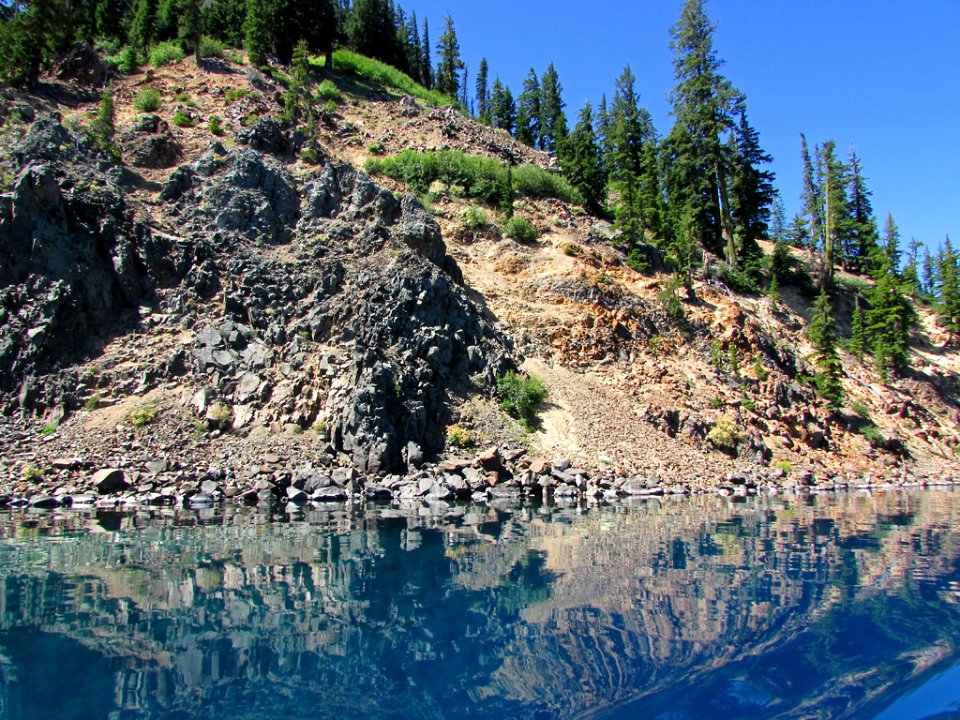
<box><xmin>539</xmin><ymin>62</ymin><xmax>568</xmax><ymax>154</ymax></box>
<box><xmin>489</xmin><ymin>78</ymin><xmax>515</xmax><ymax>134</ymax></box>
<box><xmin>476</xmin><ymin>57</ymin><xmax>490</xmax><ymax>124</ymax></box>
<box><xmin>607</xmin><ymin>65</ymin><xmax>662</xmax><ymax>249</ymax></box>
<box><xmin>806</xmin><ymin>289</ymin><xmax>845</xmax><ymax>409</ymax></box>
<box><xmin>434</xmin><ymin>13</ymin><xmax>463</xmax><ymax>99</ymax></box>
<box><xmin>0</xmin><ymin>0</ymin><xmax>63</xmax><ymax>86</ymax></box>
<box><xmin>420</xmin><ymin>17</ymin><xmax>432</xmax><ymax>89</ymax></box>
<box><xmin>244</xmin><ymin>0</ymin><xmax>271</xmax><ymax>66</ymax></box>
<box><xmin>921</xmin><ymin>248</ymin><xmax>937</xmax><ymax>298</ymax></box>
<box><xmin>787</xmin><ymin>213</ymin><xmax>811</xmax><ymax>250</ymax></box>
<box><xmin>937</xmin><ymin>238</ymin><xmax>960</xmax><ymax>334</ymax></box>
<box><xmin>561</xmin><ymin>101</ymin><xmax>605</xmax><ymax>215</ymax></box>
<box><xmin>515</xmin><ymin>69</ymin><xmax>541</xmax><ymax>147</ymax></box>
<box><xmin>273</xmin><ymin>0</ymin><xmax>336</xmax><ymax>67</ymax></box>
<box><xmin>177</xmin><ymin>0</ymin><xmax>202</xmax><ymax>62</ymax></box>
<box><xmin>866</xmin><ymin>232</ymin><xmax>914</xmax><ymax>379</ymax></box>
<box><xmin>406</xmin><ymin>12</ymin><xmax>422</xmax><ymax>84</ymax></box>
<box><xmin>818</xmin><ymin>139</ymin><xmax>849</xmax><ymax>287</ymax></box>
<box><xmin>902</xmin><ymin>237</ymin><xmax>923</xmax><ymax>295</ymax></box>
<box><xmin>665</xmin><ymin>0</ymin><xmax>741</xmax><ymax>261</ymax></box>
<box><xmin>846</xmin><ymin>147</ymin><xmax>878</xmax><ymax>273</ymax></box>
<box><xmin>881</xmin><ymin>214</ymin><xmax>901</xmax><ymax>273</ymax></box>
<box><xmin>129</xmin><ymin>0</ymin><xmax>157</xmax><ymax>51</ymax></box>
<box><xmin>849</xmin><ymin>296</ymin><xmax>866</xmax><ymax>360</ymax></box>
<box><xmin>799</xmin><ymin>133</ymin><xmax>823</xmax><ymax>269</ymax></box>
<box><xmin>728</xmin><ymin>107</ymin><xmax>775</xmax><ymax>283</ymax></box>
<box><xmin>349</xmin><ymin>0</ymin><xmax>403</xmax><ymax>69</ymax></box>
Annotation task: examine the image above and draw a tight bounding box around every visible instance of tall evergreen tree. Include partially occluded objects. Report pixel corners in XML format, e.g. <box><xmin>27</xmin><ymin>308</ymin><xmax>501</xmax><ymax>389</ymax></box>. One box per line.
<box><xmin>406</xmin><ymin>12</ymin><xmax>422</xmax><ymax>84</ymax></box>
<box><xmin>349</xmin><ymin>0</ymin><xmax>403</xmax><ymax>69</ymax></box>
<box><xmin>806</xmin><ymin>289</ymin><xmax>845</xmax><ymax>409</ymax></box>
<box><xmin>881</xmin><ymin>213</ymin><xmax>902</xmax><ymax>273</ymax></box>
<box><xmin>489</xmin><ymin>78</ymin><xmax>515</xmax><ymax>134</ymax></box>
<box><xmin>129</xmin><ymin>0</ymin><xmax>157</xmax><ymax>51</ymax></box>
<box><xmin>937</xmin><ymin>238</ymin><xmax>960</xmax><ymax>334</ymax></box>
<box><xmin>476</xmin><ymin>57</ymin><xmax>490</xmax><ymax>124</ymax></box>
<box><xmin>177</xmin><ymin>0</ymin><xmax>202</xmax><ymax>62</ymax></box>
<box><xmin>665</xmin><ymin>0</ymin><xmax>741</xmax><ymax>262</ymax></box>
<box><xmin>799</xmin><ymin>133</ymin><xmax>823</xmax><ymax>267</ymax></box>
<box><xmin>561</xmin><ymin>101</ymin><xmax>605</xmax><ymax>215</ymax></box>
<box><xmin>866</xmin><ymin>223</ymin><xmax>913</xmax><ymax>379</ymax></box>
<box><xmin>728</xmin><ymin>107</ymin><xmax>775</xmax><ymax>281</ymax></box>
<box><xmin>434</xmin><ymin>13</ymin><xmax>463</xmax><ymax>99</ymax></box>
<box><xmin>515</xmin><ymin>69</ymin><xmax>541</xmax><ymax>147</ymax></box>
<box><xmin>243</xmin><ymin>0</ymin><xmax>270</xmax><ymax>66</ymax></box>
<box><xmin>846</xmin><ymin>147</ymin><xmax>878</xmax><ymax>273</ymax></box>
<box><xmin>817</xmin><ymin>139</ymin><xmax>850</xmax><ymax>288</ymax></box>
<box><xmin>539</xmin><ymin>62</ymin><xmax>568</xmax><ymax>154</ymax></box>
<box><xmin>420</xmin><ymin>17</ymin><xmax>432</xmax><ymax>89</ymax></box>
<box><xmin>608</xmin><ymin>65</ymin><xmax>662</xmax><ymax>248</ymax></box>
<box><xmin>849</xmin><ymin>296</ymin><xmax>867</xmax><ymax>361</ymax></box>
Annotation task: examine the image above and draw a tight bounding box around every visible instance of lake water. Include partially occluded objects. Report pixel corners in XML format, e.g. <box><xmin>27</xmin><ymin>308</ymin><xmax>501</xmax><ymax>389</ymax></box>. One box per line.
<box><xmin>0</xmin><ymin>491</ymin><xmax>958</xmax><ymax>720</ymax></box>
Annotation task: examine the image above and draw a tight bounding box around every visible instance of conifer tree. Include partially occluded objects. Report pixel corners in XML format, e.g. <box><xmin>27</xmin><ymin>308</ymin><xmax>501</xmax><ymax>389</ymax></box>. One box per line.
<box><xmin>490</xmin><ymin>78</ymin><xmax>515</xmax><ymax>134</ymax></box>
<box><xmin>849</xmin><ymin>296</ymin><xmax>866</xmax><ymax>360</ymax></box>
<box><xmin>349</xmin><ymin>0</ymin><xmax>403</xmax><ymax>69</ymax></box>
<box><xmin>806</xmin><ymin>289</ymin><xmax>845</xmax><ymax>409</ymax></box>
<box><xmin>129</xmin><ymin>0</ymin><xmax>157</xmax><ymax>51</ymax></box>
<box><xmin>539</xmin><ymin>62</ymin><xmax>568</xmax><ymax>154</ymax></box>
<box><xmin>787</xmin><ymin>213</ymin><xmax>811</xmax><ymax>250</ymax></box>
<box><xmin>406</xmin><ymin>12</ymin><xmax>422</xmax><ymax>83</ymax></box>
<box><xmin>846</xmin><ymin>148</ymin><xmax>878</xmax><ymax>273</ymax></box>
<box><xmin>818</xmin><ymin>140</ymin><xmax>849</xmax><ymax>287</ymax></box>
<box><xmin>244</xmin><ymin>0</ymin><xmax>271</xmax><ymax>66</ymax></box>
<box><xmin>515</xmin><ymin>70</ymin><xmax>541</xmax><ymax>147</ymax></box>
<box><xmin>937</xmin><ymin>238</ymin><xmax>960</xmax><ymax>334</ymax></box>
<box><xmin>866</xmin><ymin>228</ymin><xmax>914</xmax><ymax>379</ymax></box>
<box><xmin>420</xmin><ymin>17</ymin><xmax>432</xmax><ymax>89</ymax></box>
<box><xmin>881</xmin><ymin>214</ymin><xmax>902</xmax><ymax>273</ymax></box>
<box><xmin>728</xmin><ymin>107</ymin><xmax>775</xmax><ymax>282</ymax></box>
<box><xmin>561</xmin><ymin>101</ymin><xmax>605</xmax><ymax>215</ymax></box>
<box><xmin>177</xmin><ymin>0</ymin><xmax>202</xmax><ymax>62</ymax></box>
<box><xmin>435</xmin><ymin>13</ymin><xmax>463</xmax><ymax>99</ymax></box>
<box><xmin>476</xmin><ymin>57</ymin><xmax>490</xmax><ymax>124</ymax></box>
<box><xmin>799</xmin><ymin>133</ymin><xmax>823</xmax><ymax>267</ymax></box>
<box><xmin>921</xmin><ymin>248</ymin><xmax>937</xmax><ymax>298</ymax></box>
<box><xmin>665</xmin><ymin>0</ymin><xmax>741</xmax><ymax>262</ymax></box>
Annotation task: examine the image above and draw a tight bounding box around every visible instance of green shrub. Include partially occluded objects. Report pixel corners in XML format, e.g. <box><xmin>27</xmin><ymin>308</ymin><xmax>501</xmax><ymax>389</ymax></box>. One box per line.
<box><xmin>133</xmin><ymin>86</ymin><xmax>162</xmax><ymax>112</ymax></box>
<box><xmin>129</xmin><ymin>401</ymin><xmax>159</xmax><ymax>428</ymax></box>
<box><xmin>774</xmin><ymin>460</ymin><xmax>793</xmax><ymax>474</ymax></box>
<box><xmin>860</xmin><ymin>423</ymin><xmax>884</xmax><ymax>447</ymax></box>
<box><xmin>317</xmin><ymin>79</ymin><xmax>344</xmax><ymax>104</ymax></box>
<box><xmin>708</xmin><ymin>415</ymin><xmax>740</xmax><ymax>452</ymax></box>
<box><xmin>171</xmin><ymin>109</ymin><xmax>195</xmax><ymax>127</ymax></box>
<box><xmin>497</xmin><ymin>371</ymin><xmax>549</xmax><ymax>430</ymax></box>
<box><xmin>332</xmin><ymin>49</ymin><xmax>453</xmax><ymax>107</ymax></box>
<box><xmin>149</xmin><ymin>41</ymin><xmax>185</xmax><ymax>67</ymax></box>
<box><xmin>21</xmin><ymin>462</ymin><xmax>43</xmax><ymax>482</ymax></box>
<box><xmin>852</xmin><ymin>399</ymin><xmax>872</xmax><ymax>419</ymax></box>
<box><xmin>300</xmin><ymin>145</ymin><xmax>321</xmax><ymax>164</ymax></box>
<box><xmin>107</xmin><ymin>45</ymin><xmax>141</xmax><ymax>74</ymax></box>
<box><xmin>445</xmin><ymin>424</ymin><xmax>474</xmax><ymax>449</ymax></box>
<box><xmin>626</xmin><ymin>247</ymin><xmax>651</xmax><ymax>273</ymax></box>
<box><xmin>225</xmin><ymin>87</ymin><xmax>248</xmax><ymax>102</ymax></box>
<box><xmin>208</xmin><ymin>115</ymin><xmax>224</xmax><ymax>136</ymax></box>
<box><xmin>200</xmin><ymin>36</ymin><xmax>226</xmax><ymax>59</ymax></box>
<box><xmin>207</xmin><ymin>403</ymin><xmax>233</xmax><ymax>430</ymax></box>
<box><xmin>40</xmin><ymin>423</ymin><xmax>58</xmax><ymax>436</ymax></box>
<box><xmin>504</xmin><ymin>215</ymin><xmax>539</xmax><ymax>243</ymax></box>
<box><xmin>753</xmin><ymin>358</ymin><xmax>770</xmax><ymax>381</ymax></box>
<box><xmin>658</xmin><ymin>276</ymin><xmax>687</xmax><ymax>326</ymax></box>
<box><xmin>710</xmin><ymin>395</ymin><xmax>724</xmax><ymax>409</ymax></box>
<box><xmin>84</xmin><ymin>393</ymin><xmax>101</xmax><ymax>411</ymax></box>
<box><xmin>461</xmin><ymin>206</ymin><xmax>489</xmax><ymax>230</ymax></box>
<box><xmin>364</xmin><ymin>149</ymin><xmax>583</xmax><ymax>205</ymax></box>
<box><xmin>563</xmin><ymin>243</ymin><xmax>578</xmax><ymax>257</ymax></box>
<box><xmin>367</xmin><ymin>141</ymin><xmax>384</xmax><ymax>155</ymax></box>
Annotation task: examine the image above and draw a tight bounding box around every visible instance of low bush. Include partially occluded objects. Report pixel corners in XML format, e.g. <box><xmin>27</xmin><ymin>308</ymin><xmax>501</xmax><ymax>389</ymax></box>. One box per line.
<box><xmin>225</xmin><ymin>87</ymin><xmax>248</xmax><ymax>102</ymax></box>
<box><xmin>171</xmin><ymin>109</ymin><xmax>195</xmax><ymax>127</ymax></box>
<box><xmin>129</xmin><ymin>400</ymin><xmax>159</xmax><ymax>428</ymax></box>
<box><xmin>200</xmin><ymin>36</ymin><xmax>226</xmax><ymax>59</ymax></box>
<box><xmin>21</xmin><ymin>462</ymin><xmax>43</xmax><ymax>482</ymax></box>
<box><xmin>497</xmin><ymin>371</ymin><xmax>549</xmax><ymax>430</ymax></box>
<box><xmin>133</xmin><ymin>86</ymin><xmax>162</xmax><ymax>112</ymax></box>
<box><xmin>860</xmin><ymin>423</ymin><xmax>884</xmax><ymax>447</ymax></box>
<box><xmin>445</xmin><ymin>424</ymin><xmax>474</xmax><ymax>449</ymax></box>
<box><xmin>149</xmin><ymin>41</ymin><xmax>185</xmax><ymax>67</ymax></box>
<box><xmin>461</xmin><ymin>206</ymin><xmax>490</xmax><ymax>230</ymax></box>
<box><xmin>208</xmin><ymin>115</ymin><xmax>224</xmax><ymax>136</ymax></box>
<box><xmin>708</xmin><ymin>415</ymin><xmax>740</xmax><ymax>452</ymax></box>
<box><xmin>504</xmin><ymin>215</ymin><xmax>539</xmax><ymax>243</ymax></box>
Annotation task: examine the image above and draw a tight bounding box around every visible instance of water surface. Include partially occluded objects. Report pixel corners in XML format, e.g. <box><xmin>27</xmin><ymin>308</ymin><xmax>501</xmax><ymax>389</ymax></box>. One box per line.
<box><xmin>0</xmin><ymin>491</ymin><xmax>959</xmax><ymax>719</ymax></box>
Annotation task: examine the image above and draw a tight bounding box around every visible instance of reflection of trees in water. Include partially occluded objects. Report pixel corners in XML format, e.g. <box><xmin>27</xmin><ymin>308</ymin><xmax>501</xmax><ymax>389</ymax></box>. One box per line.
<box><xmin>0</xmin><ymin>492</ymin><xmax>956</xmax><ymax>719</ymax></box>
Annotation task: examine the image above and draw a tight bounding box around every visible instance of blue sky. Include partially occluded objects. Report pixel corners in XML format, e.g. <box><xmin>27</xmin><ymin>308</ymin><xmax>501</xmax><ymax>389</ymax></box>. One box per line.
<box><xmin>404</xmin><ymin>0</ymin><xmax>960</xmax><ymax>253</ymax></box>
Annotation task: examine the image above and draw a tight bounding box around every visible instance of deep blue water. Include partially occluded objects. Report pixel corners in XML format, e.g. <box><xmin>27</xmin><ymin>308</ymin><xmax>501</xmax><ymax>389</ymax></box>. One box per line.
<box><xmin>0</xmin><ymin>491</ymin><xmax>959</xmax><ymax>719</ymax></box>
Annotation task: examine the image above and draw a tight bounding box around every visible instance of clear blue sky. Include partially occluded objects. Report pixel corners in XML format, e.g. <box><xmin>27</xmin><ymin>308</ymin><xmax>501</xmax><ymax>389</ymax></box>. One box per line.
<box><xmin>404</xmin><ymin>0</ymin><xmax>960</xmax><ymax>253</ymax></box>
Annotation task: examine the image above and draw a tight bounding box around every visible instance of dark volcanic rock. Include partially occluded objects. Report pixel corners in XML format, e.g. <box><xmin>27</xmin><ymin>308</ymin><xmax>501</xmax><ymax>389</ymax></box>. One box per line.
<box><xmin>121</xmin><ymin>114</ymin><xmax>182</xmax><ymax>168</ymax></box>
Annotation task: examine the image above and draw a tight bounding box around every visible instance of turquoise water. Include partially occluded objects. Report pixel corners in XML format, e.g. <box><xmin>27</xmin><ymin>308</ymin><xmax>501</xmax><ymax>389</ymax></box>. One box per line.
<box><xmin>0</xmin><ymin>491</ymin><xmax>959</xmax><ymax>719</ymax></box>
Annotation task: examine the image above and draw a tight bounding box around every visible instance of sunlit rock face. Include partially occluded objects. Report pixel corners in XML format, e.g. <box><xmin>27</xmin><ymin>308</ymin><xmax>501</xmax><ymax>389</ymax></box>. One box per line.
<box><xmin>0</xmin><ymin>491</ymin><xmax>958</xmax><ymax>719</ymax></box>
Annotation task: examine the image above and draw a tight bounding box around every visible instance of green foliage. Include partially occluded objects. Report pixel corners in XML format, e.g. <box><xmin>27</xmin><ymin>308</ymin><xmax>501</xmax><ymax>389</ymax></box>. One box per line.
<box><xmin>244</xmin><ymin>0</ymin><xmax>271</xmax><ymax>67</ymax></box>
<box><xmin>89</xmin><ymin>89</ymin><xmax>118</xmax><ymax>160</ymax></box>
<box><xmin>207</xmin><ymin>403</ymin><xmax>233</xmax><ymax>430</ymax></box>
<box><xmin>171</xmin><ymin>109</ymin><xmax>195</xmax><ymax>127</ymax></box>
<box><xmin>709</xmin><ymin>395</ymin><xmax>724</xmax><ymax>409</ymax></box>
<box><xmin>129</xmin><ymin>401</ymin><xmax>159</xmax><ymax>428</ymax></box>
<box><xmin>435</xmin><ymin>13</ymin><xmax>464</xmax><ymax>98</ymax></box>
<box><xmin>365</xmin><ymin>149</ymin><xmax>582</xmax><ymax>206</ymax></box>
<box><xmin>40</xmin><ymin>423</ymin><xmax>58</xmax><ymax>436</ymax></box>
<box><xmin>497</xmin><ymin>372</ymin><xmax>549</xmax><ymax>430</ymax></box>
<box><xmin>728</xmin><ymin>345</ymin><xmax>740</xmax><ymax>376</ymax></box>
<box><xmin>708</xmin><ymin>416</ymin><xmax>740</xmax><ymax>452</ymax></box>
<box><xmin>133</xmin><ymin>86</ymin><xmax>163</xmax><ymax>112</ymax></box>
<box><xmin>21</xmin><ymin>462</ymin><xmax>43</xmax><ymax>482</ymax></box>
<box><xmin>860</xmin><ymin>423</ymin><xmax>884</xmax><ymax>447</ymax></box>
<box><xmin>84</xmin><ymin>393</ymin><xmax>102</xmax><ymax>411</ymax></box>
<box><xmin>208</xmin><ymin>115</ymin><xmax>225</xmax><ymax>136</ymax></box>
<box><xmin>503</xmin><ymin>215</ymin><xmax>539</xmax><ymax>243</ymax></box>
<box><xmin>200</xmin><ymin>36</ymin><xmax>226</xmax><ymax>58</ymax></box>
<box><xmin>225</xmin><ymin>87</ymin><xmax>248</xmax><ymax>101</ymax></box>
<box><xmin>849</xmin><ymin>297</ymin><xmax>867</xmax><ymax>360</ymax></box>
<box><xmin>626</xmin><ymin>247</ymin><xmax>651</xmax><ymax>273</ymax></box>
<box><xmin>461</xmin><ymin>206</ymin><xmax>490</xmax><ymax>230</ymax></box>
<box><xmin>445</xmin><ymin>424</ymin><xmax>474</xmax><ymax>449</ymax></box>
<box><xmin>107</xmin><ymin>45</ymin><xmax>142</xmax><ymax>74</ymax></box>
<box><xmin>658</xmin><ymin>275</ymin><xmax>687</xmax><ymax>326</ymax></box>
<box><xmin>332</xmin><ymin>49</ymin><xmax>453</xmax><ymax>107</ymax></box>
<box><xmin>851</xmin><ymin>399</ymin><xmax>872</xmax><ymax>419</ymax></box>
<box><xmin>806</xmin><ymin>289</ymin><xmax>845</xmax><ymax>409</ymax></box>
<box><xmin>149</xmin><ymin>40</ymin><xmax>185</xmax><ymax>67</ymax></box>
<box><xmin>774</xmin><ymin>460</ymin><xmax>793</xmax><ymax>474</ymax></box>
<box><xmin>317</xmin><ymin>79</ymin><xmax>344</xmax><ymax>104</ymax></box>
<box><xmin>753</xmin><ymin>358</ymin><xmax>769</xmax><ymax>381</ymax></box>
<box><xmin>300</xmin><ymin>145</ymin><xmax>321</xmax><ymax>164</ymax></box>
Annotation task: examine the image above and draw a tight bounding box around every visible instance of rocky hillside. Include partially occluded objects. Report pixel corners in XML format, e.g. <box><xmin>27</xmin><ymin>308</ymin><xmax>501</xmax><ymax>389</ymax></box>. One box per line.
<box><xmin>0</xmin><ymin>48</ymin><xmax>958</xmax><ymax>507</ymax></box>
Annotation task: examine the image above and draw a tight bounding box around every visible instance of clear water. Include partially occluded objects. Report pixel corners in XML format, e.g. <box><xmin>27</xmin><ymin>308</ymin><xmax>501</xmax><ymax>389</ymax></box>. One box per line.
<box><xmin>0</xmin><ymin>491</ymin><xmax>959</xmax><ymax>720</ymax></box>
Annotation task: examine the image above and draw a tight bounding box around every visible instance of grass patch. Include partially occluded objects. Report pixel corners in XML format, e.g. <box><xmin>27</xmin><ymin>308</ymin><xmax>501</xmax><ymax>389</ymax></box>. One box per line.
<box><xmin>367</xmin><ymin>141</ymin><xmax>384</xmax><ymax>155</ymax></box>
<box><xmin>445</xmin><ymin>424</ymin><xmax>474</xmax><ymax>449</ymax></box>
<box><xmin>21</xmin><ymin>462</ymin><xmax>43</xmax><ymax>482</ymax></box>
<box><xmin>317</xmin><ymin>79</ymin><xmax>344</xmax><ymax>104</ymax></box>
<box><xmin>860</xmin><ymin>423</ymin><xmax>884</xmax><ymax>447</ymax></box>
<box><xmin>774</xmin><ymin>460</ymin><xmax>793</xmax><ymax>474</ymax></box>
<box><xmin>171</xmin><ymin>109</ymin><xmax>195</xmax><ymax>127</ymax></box>
<box><xmin>461</xmin><ymin>206</ymin><xmax>490</xmax><ymax>230</ymax></box>
<box><xmin>497</xmin><ymin>371</ymin><xmax>549</xmax><ymax>431</ymax></box>
<box><xmin>331</xmin><ymin>49</ymin><xmax>454</xmax><ymax>107</ymax></box>
<box><xmin>365</xmin><ymin>149</ymin><xmax>583</xmax><ymax>206</ymax></box>
<box><xmin>40</xmin><ymin>423</ymin><xmax>58</xmax><ymax>436</ymax></box>
<box><xmin>225</xmin><ymin>87</ymin><xmax>248</xmax><ymax>102</ymax></box>
<box><xmin>129</xmin><ymin>400</ymin><xmax>159</xmax><ymax>428</ymax></box>
<box><xmin>149</xmin><ymin>41</ymin><xmax>185</xmax><ymax>67</ymax></box>
<box><xmin>208</xmin><ymin>115</ymin><xmax>225</xmax><ymax>136</ymax></box>
<box><xmin>708</xmin><ymin>415</ymin><xmax>740</xmax><ymax>452</ymax></box>
<box><xmin>133</xmin><ymin>86</ymin><xmax>162</xmax><ymax>112</ymax></box>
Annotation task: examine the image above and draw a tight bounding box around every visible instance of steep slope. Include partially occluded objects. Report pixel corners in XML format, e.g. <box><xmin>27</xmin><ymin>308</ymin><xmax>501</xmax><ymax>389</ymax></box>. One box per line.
<box><xmin>0</xmin><ymin>49</ymin><xmax>958</xmax><ymax>505</ymax></box>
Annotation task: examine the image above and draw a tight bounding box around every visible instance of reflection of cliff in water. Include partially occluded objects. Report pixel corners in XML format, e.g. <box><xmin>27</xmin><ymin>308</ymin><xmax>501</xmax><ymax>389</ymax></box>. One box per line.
<box><xmin>0</xmin><ymin>492</ymin><xmax>957</xmax><ymax>719</ymax></box>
